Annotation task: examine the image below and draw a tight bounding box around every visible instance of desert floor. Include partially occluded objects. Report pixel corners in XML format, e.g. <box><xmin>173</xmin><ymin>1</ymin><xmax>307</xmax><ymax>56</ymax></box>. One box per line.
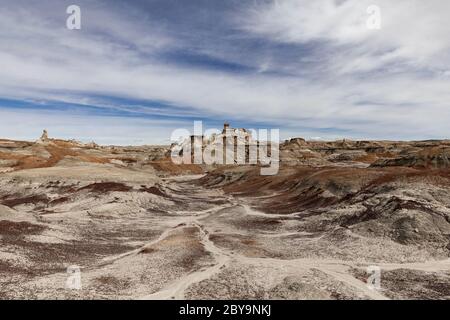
<box><xmin>0</xmin><ymin>138</ymin><xmax>449</xmax><ymax>299</ymax></box>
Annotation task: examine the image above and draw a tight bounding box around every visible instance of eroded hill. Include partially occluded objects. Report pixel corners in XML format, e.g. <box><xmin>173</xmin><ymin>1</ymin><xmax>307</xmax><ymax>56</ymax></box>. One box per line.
<box><xmin>0</xmin><ymin>135</ymin><xmax>449</xmax><ymax>299</ymax></box>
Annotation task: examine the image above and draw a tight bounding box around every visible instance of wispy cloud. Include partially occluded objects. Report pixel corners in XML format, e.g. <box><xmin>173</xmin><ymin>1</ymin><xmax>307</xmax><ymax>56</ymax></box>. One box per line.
<box><xmin>0</xmin><ymin>0</ymin><xmax>449</xmax><ymax>143</ymax></box>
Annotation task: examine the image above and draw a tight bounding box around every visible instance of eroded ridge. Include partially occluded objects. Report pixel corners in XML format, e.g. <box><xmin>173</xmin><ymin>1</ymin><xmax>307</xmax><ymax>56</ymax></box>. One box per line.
<box><xmin>1</xmin><ymin>137</ymin><xmax>449</xmax><ymax>299</ymax></box>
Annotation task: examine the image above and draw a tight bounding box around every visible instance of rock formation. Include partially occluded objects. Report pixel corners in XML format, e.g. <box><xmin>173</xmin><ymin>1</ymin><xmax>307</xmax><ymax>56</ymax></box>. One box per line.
<box><xmin>40</xmin><ymin>129</ymin><xmax>49</xmax><ymax>141</ymax></box>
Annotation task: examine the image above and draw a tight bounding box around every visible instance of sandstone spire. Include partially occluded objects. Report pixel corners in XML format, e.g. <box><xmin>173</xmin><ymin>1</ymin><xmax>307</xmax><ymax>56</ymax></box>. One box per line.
<box><xmin>40</xmin><ymin>129</ymin><xmax>49</xmax><ymax>141</ymax></box>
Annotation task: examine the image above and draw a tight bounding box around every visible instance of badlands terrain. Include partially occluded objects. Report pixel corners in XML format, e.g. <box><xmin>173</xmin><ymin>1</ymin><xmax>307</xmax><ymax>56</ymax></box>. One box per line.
<box><xmin>0</xmin><ymin>134</ymin><xmax>449</xmax><ymax>299</ymax></box>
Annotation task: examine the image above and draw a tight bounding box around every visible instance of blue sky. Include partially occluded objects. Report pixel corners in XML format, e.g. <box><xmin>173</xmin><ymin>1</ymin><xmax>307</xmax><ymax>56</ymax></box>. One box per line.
<box><xmin>1</xmin><ymin>0</ymin><xmax>450</xmax><ymax>144</ymax></box>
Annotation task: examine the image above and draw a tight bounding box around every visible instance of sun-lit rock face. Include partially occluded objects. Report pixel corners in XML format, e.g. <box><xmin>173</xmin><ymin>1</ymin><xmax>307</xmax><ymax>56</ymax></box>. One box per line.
<box><xmin>40</xmin><ymin>129</ymin><xmax>49</xmax><ymax>141</ymax></box>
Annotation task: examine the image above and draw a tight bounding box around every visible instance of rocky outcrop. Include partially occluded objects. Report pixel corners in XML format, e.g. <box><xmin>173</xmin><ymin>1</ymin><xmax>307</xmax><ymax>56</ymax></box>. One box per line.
<box><xmin>40</xmin><ymin>129</ymin><xmax>49</xmax><ymax>141</ymax></box>
<box><xmin>35</xmin><ymin>129</ymin><xmax>49</xmax><ymax>144</ymax></box>
<box><xmin>372</xmin><ymin>148</ymin><xmax>450</xmax><ymax>169</ymax></box>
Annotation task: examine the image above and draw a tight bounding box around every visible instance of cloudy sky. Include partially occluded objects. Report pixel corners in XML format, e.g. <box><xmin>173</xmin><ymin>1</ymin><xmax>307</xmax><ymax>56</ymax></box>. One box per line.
<box><xmin>0</xmin><ymin>0</ymin><xmax>449</xmax><ymax>144</ymax></box>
